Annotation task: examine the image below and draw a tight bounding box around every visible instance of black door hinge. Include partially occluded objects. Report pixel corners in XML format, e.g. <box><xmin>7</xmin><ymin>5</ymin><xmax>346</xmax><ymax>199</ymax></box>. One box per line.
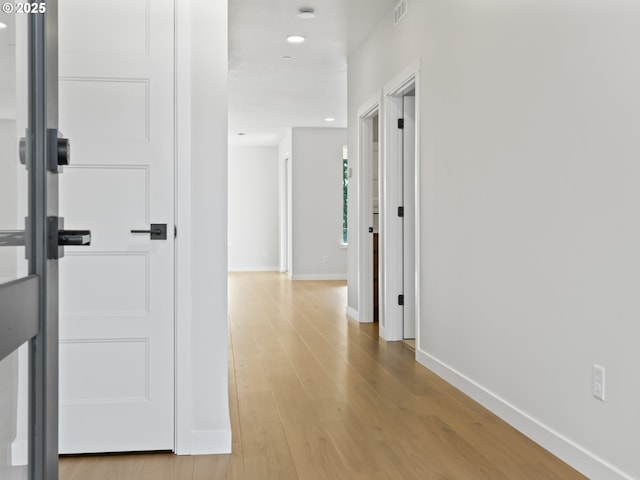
<box><xmin>398</xmin><ymin>118</ymin><xmax>404</xmax><ymax>129</ymax></box>
<box><xmin>398</xmin><ymin>206</ymin><xmax>404</xmax><ymax>217</ymax></box>
<box><xmin>398</xmin><ymin>294</ymin><xmax>404</xmax><ymax>306</ymax></box>
<box><xmin>174</xmin><ymin>225</ymin><xmax>178</xmax><ymax>239</ymax></box>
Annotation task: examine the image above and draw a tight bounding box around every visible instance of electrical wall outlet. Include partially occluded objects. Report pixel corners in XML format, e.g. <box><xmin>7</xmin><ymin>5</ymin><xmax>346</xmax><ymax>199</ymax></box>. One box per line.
<box><xmin>593</xmin><ymin>365</ymin><xmax>605</xmax><ymax>401</ymax></box>
<box><xmin>322</xmin><ymin>256</ymin><xmax>329</xmax><ymax>263</ymax></box>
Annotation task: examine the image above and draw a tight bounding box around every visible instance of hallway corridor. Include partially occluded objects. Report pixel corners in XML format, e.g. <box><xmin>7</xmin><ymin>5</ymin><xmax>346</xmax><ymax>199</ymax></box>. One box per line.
<box><xmin>60</xmin><ymin>273</ymin><xmax>585</xmax><ymax>479</ymax></box>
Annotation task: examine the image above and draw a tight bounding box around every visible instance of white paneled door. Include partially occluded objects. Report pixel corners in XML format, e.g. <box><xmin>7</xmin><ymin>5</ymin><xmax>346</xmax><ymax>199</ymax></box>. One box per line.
<box><xmin>402</xmin><ymin>95</ymin><xmax>416</xmax><ymax>340</ymax></box>
<box><xmin>57</xmin><ymin>0</ymin><xmax>175</xmax><ymax>453</ymax></box>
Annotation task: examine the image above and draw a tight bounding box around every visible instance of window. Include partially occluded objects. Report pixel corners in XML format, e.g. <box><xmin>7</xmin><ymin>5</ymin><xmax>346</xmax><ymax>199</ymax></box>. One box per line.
<box><xmin>342</xmin><ymin>146</ymin><xmax>348</xmax><ymax>244</ymax></box>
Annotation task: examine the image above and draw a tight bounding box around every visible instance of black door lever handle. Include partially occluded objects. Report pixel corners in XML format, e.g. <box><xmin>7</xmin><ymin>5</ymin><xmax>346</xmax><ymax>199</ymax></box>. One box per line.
<box><xmin>131</xmin><ymin>228</ymin><xmax>163</xmax><ymax>235</ymax></box>
<box><xmin>47</xmin><ymin>217</ymin><xmax>91</xmax><ymax>259</ymax></box>
<box><xmin>130</xmin><ymin>223</ymin><xmax>167</xmax><ymax>240</ymax></box>
<box><xmin>58</xmin><ymin>230</ymin><xmax>91</xmax><ymax>246</ymax></box>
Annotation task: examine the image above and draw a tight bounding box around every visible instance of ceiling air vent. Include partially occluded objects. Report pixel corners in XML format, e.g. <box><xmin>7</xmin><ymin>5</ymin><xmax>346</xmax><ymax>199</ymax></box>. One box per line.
<box><xmin>394</xmin><ymin>0</ymin><xmax>408</xmax><ymax>25</ymax></box>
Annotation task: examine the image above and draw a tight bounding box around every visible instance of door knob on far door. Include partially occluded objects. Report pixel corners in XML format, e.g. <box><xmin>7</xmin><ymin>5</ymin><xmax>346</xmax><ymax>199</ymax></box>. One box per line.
<box><xmin>130</xmin><ymin>223</ymin><xmax>167</xmax><ymax>240</ymax></box>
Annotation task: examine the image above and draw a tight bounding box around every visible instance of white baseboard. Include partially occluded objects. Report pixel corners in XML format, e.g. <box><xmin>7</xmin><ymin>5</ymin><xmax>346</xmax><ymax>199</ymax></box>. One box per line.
<box><xmin>415</xmin><ymin>349</ymin><xmax>634</xmax><ymax>480</ymax></box>
<box><xmin>346</xmin><ymin>305</ymin><xmax>359</xmax><ymax>321</ymax></box>
<box><xmin>227</xmin><ymin>266</ymin><xmax>279</xmax><ymax>272</ymax></box>
<box><xmin>175</xmin><ymin>429</ymin><xmax>232</xmax><ymax>456</ymax></box>
<box><xmin>291</xmin><ymin>274</ymin><xmax>347</xmax><ymax>281</ymax></box>
<box><xmin>11</xmin><ymin>440</ymin><xmax>27</xmax><ymax>466</ymax></box>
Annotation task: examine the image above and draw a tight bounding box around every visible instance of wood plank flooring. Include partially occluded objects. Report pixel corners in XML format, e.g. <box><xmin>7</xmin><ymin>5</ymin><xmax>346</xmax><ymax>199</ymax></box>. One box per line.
<box><xmin>60</xmin><ymin>272</ymin><xmax>587</xmax><ymax>480</ymax></box>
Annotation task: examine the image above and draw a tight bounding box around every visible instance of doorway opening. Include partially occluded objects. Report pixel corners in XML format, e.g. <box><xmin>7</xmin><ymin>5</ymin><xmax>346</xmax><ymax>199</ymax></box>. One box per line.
<box><xmin>371</xmin><ymin>118</ymin><xmax>380</xmax><ymax>323</ymax></box>
<box><xmin>282</xmin><ymin>155</ymin><xmax>290</xmax><ymax>274</ymax></box>
<box><xmin>380</xmin><ymin>63</ymin><xmax>420</xmax><ymax>344</ymax></box>
<box><xmin>357</xmin><ymin>97</ymin><xmax>382</xmax><ymax>326</ymax></box>
<box><xmin>280</xmin><ymin>153</ymin><xmax>293</xmax><ymax>276</ymax></box>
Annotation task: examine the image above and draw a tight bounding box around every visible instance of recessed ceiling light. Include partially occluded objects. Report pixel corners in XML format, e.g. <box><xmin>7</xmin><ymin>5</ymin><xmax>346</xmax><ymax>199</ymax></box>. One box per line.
<box><xmin>286</xmin><ymin>35</ymin><xmax>305</xmax><ymax>44</ymax></box>
<box><xmin>325</xmin><ymin>117</ymin><xmax>336</xmax><ymax>122</ymax></box>
<box><xmin>282</xmin><ymin>55</ymin><xmax>293</xmax><ymax>60</ymax></box>
<box><xmin>238</xmin><ymin>133</ymin><xmax>246</xmax><ymax>136</ymax></box>
<box><xmin>297</xmin><ymin>7</ymin><xmax>316</xmax><ymax>19</ymax></box>
<box><xmin>0</xmin><ymin>22</ymin><xmax>7</xmax><ymax>29</ymax></box>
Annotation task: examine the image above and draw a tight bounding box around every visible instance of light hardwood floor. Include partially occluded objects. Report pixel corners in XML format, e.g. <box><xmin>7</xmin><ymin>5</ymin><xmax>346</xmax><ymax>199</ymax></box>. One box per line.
<box><xmin>60</xmin><ymin>272</ymin><xmax>586</xmax><ymax>480</ymax></box>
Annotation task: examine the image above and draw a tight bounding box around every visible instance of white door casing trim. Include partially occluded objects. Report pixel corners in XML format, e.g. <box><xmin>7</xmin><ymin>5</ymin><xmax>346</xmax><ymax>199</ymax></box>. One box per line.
<box><xmin>174</xmin><ymin>0</ymin><xmax>192</xmax><ymax>451</ymax></box>
<box><xmin>174</xmin><ymin>0</ymin><xmax>231</xmax><ymax>454</ymax></box>
<box><xmin>357</xmin><ymin>94</ymin><xmax>382</xmax><ymax>326</ymax></box>
<box><xmin>381</xmin><ymin>61</ymin><xmax>421</xmax><ymax>342</ymax></box>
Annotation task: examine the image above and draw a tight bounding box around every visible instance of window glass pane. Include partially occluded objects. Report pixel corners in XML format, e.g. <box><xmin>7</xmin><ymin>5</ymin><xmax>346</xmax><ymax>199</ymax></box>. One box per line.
<box><xmin>0</xmin><ymin>13</ymin><xmax>28</xmax><ymax>285</ymax></box>
<box><xmin>0</xmin><ymin>344</ymin><xmax>29</xmax><ymax>480</ymax></box>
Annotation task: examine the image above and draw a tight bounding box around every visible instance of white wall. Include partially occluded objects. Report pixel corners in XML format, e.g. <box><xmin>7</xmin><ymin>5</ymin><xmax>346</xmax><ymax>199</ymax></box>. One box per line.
<box><xmin>228</xmin><ymin>146</ymin><xmax>279</xmax><ymax>271</ymax></box>
<box><xmin>348</xmin><ymin>1</ymin><xmax>640</xmax><ymax>478</ymax></box>
<box><xmin>291</xmin><ymin>128</ymin><xmax>348</xmax><ymax>280</ymax></box>
<box><xmin>174</xmin><ymin>0</ymin><xmax>230</xmax><ymax>454</ymax></box>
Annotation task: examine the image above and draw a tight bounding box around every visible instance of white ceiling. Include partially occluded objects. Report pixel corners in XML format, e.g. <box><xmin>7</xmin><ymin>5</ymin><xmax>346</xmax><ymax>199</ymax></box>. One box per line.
<box><xmin>228</xmin><ymin>0</ymin><xmax>396</xmax><ymax>146</ymax></box>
